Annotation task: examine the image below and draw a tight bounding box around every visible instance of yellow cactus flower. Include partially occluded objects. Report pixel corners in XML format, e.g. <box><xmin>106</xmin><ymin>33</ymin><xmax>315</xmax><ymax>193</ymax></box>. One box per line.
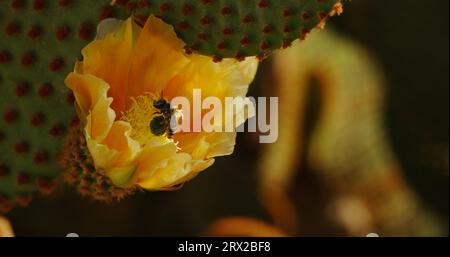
<box><xmin>64</xmin><ymin>16</ymin><xmax>258</xmax><ymax>193</ymax></box>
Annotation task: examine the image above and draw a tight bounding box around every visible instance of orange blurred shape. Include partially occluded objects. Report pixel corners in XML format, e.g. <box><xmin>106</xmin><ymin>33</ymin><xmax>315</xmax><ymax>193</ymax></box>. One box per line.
<box><xmin>205</xmin><ymin>217</ymin><xmax>288</xmax><ymax>237</ymax></box>
<box><xmin>0</xmin><ymin>216</ymin><xmax>14</xmax><ymax>237</ymax></box>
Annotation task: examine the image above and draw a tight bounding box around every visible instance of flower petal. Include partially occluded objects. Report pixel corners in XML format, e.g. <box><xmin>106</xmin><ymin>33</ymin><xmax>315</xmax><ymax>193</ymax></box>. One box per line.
<box><xmin>65</xmin><ymin>73</ymin><xmax>110</xmax><ymax>117</ymax></box>
<box><xmin>96</xmin><ymin>18</ymin><xmax>124</xmax><ymax>40</ymax></box>
<box><xmin>88</xmin><ymin>97</ymin><xmax>115</xmax><ymax>142</ymax></box>
<box><xmin>80</xmin><ymin>18</ymin><xmax>138</xmax><ymax>113</ymax></box>
<box><xmin>164</xmin><ymin>55</ymin><xmax>258</xmax><ymax>101</ymax></box>
<box><xmin>101</xmin><ymin>121</ymin><xmax>140</xmax><ymax>167</ymax></box>
<box><xmin>127</xmin><ymin>16</ymin><xmax>189</xmax><ymax>100</ymax></box>
<box><xmin>164</xmin><ymin>55</ymin><xmax>258</xmax><ymax>160</ymax></box>
<box><xmin>176</xmin><ymin>132</ymin><xmax>237</xmax><ymax>159</ymax></box>
<box><xmin>135</xmin><ymin>139</ymin><xmax>193</xmax><ymax>190</ymax></box>
<box><xmin>85</xmin><ymin>122</ymin><xmax>119</xmax><ymax>170</ymax></box>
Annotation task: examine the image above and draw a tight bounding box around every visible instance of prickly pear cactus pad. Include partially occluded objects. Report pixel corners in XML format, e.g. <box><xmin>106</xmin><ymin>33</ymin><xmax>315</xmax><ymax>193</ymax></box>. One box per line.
<box><xmin>1</xmin><ymin>0</ymin><xmax>344</xmax><ymax>211</ymax></box>
<box><xmin>114</xmin><ymin>0</ymin><xmax>343</xmax><ymax>60</ymax></box>
<box><xmin>0</xmin><ymin>0</ymin><xmax>127</xmax><ymax>212</ymax></box>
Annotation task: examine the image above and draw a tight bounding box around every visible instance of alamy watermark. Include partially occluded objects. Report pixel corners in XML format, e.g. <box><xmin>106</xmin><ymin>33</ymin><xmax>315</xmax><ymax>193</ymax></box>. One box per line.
<box><xmin>159</xmin><ymin>89</ymin><xmax>278</xmax><ymax>144</ymax></box>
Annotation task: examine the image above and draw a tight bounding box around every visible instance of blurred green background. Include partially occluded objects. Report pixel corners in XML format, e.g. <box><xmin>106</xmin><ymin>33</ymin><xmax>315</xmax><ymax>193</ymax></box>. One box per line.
<box><xmin>6</xmin><ymin>0</ymin><xmax>449</xmax><ymax>236</ymax></box>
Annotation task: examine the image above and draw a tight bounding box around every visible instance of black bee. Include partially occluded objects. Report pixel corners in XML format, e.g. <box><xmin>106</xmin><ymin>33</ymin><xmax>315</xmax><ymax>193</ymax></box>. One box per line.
<box><xmin>150</xmin><ymin>99</ymin><xmax>177</xmax><ymax>138</ymax></box>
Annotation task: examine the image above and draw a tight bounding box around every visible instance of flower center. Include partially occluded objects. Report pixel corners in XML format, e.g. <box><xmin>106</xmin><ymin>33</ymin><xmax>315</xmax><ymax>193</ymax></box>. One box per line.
<box><xmin>120</xmin><ymin>94</ymin><xmax>175</xmax><ymax>147</ymax></box>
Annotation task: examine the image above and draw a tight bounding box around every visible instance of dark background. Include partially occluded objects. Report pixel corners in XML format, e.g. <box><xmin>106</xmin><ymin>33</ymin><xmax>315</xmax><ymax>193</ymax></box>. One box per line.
<box><xmin>7</xmin><ymin>0</ymin><xmax>449</xmax><ymax>236</ymax></box>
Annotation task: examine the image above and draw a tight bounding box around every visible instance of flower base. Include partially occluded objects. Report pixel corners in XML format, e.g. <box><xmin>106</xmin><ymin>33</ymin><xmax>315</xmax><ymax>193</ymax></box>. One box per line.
<box><xmin>59</xmin><ymin>123</ymin><xmax>137</xmax><ymax>202</ymax></box>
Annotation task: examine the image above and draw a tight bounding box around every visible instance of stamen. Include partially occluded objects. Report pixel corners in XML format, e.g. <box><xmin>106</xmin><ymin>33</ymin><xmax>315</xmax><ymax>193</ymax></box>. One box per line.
<box><xmin>120</xmin><ymin>93</ymin><xmax>160</xmax><ymax>146</ymax></box>
<box><xmin>120</xmin><ymin>93</ymin><xmax>180</xmax><ymax>147</ymax></box>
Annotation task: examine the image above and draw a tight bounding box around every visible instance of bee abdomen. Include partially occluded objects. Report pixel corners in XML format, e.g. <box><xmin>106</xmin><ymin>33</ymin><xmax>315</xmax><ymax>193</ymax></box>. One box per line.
<box><xmin>150</xmin><ymin>115</ymin><xmax>170</xmax><ymax>136</ymax></box>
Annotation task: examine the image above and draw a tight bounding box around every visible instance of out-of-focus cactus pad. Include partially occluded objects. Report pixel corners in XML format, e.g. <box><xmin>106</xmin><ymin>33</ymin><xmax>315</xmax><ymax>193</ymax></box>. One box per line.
<box><xmin>116</xmin><ymin>0</ymin><xmax>343</xmax><ymax>60</ymax></box>
<box><xmin>0</xmin><ymin>0</ymin><xmax>127</xmax><ymax>212</ymax></box>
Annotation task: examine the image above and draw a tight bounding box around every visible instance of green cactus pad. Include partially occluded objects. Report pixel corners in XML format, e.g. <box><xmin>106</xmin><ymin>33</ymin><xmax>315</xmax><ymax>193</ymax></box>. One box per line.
<box><xmin>116</xmin><ymin>0</ymin><xmax>343</xmax><ymax>61</ymax></box>
<box><xmin>1</xmin><ymin>0</ymin><xmax>345</xmax><ymax>210</ymax></box>
<box><xmin>0</xmin><ymin>0</ymin><xmax>128</xmax><ymax>212</ymax></box>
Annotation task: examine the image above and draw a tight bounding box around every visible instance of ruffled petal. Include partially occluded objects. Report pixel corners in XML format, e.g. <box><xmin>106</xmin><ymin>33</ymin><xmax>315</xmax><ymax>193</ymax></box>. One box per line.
<box><xmin>164</xmin><ymin>55</ymin><xmax>258</xmax><ymax>101</ymax></box>
<box><xmin>89</xmin><ymin>97</ymin><xmax>115</xmax><ymax>142</ymax></box>
<box><xmin>164</xmin><ymin>55</ymin><xmax>258</xmax><ymax>160</ymax></box>
<box><xmin>127</xmin><ymin>16</ymin><xmax>189</xmax><ymax>100</ymax></box>
<box><xmin>67</xmin><ymin>70</ymin><xmax>139</xmax><ymax>174</ymax></box>
<box><xmin>85</xmin><ymin>118</ymin><xmax>140</xmax><ymax>176</ymax></box>
<box><xmin>65</xmin><ymin>73</ymin><xmax>110</xmax><ymax>118</ymax></box>
<box><xmin>80</xmin><ymin>18</ymin><xmax>138</xmax><ymax>113</ymax></box>
<box><xmin>101</xmin><ymin>121</ymin><xmax>140</xmax><ymax>167</ymax></box>
<box><xmin>135</xmin><ymin>139</ymin><xmax>193</xmax><ymax>190</ymax></box>
<box><xmin>84</xmin><ymin>121</ymin><xmax>119</xmax><ymax>170</ymax></box>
